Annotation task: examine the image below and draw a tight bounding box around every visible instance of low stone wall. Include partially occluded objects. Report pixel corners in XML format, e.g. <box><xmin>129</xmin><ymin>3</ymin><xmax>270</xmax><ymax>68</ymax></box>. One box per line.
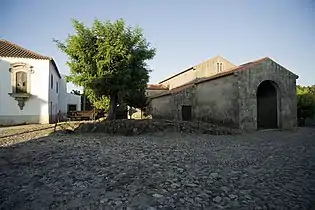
<box><xmin>68</xmin><ymin>119</ymin><xmax>240</xmax><ymax>136</ymax></box>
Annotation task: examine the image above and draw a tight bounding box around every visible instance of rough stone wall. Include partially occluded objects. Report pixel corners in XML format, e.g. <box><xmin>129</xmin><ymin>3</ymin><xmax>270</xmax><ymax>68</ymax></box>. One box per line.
<box><xmin>150</xmin><ymin>86</ymin><xmax>196</xmax><ymax>120</ymax></box>
<box><xmin>170</xmin><ymin>85</ymin><xmax>196</xmax><ymax>120</ymax></box>
<box><xmin>237</xmin><ymin>59</ymin><xmax>298</xmax><ymax>130</ymax></box>
<box><xmin>151</xmin><ymin>58</ymin><xmax>298</xmax><ymax>130</ymax></box>
<box><xmin>150</xmin><ymin>95</ymin><xmax>173</xmax><ymax>119</ymax></box>
<box><xmin>151</xmin><ymin>75</ymin><xmax>239</xmax><ymax>127</ymax></box>
<box><xmin>194</xmin><ymin>75</ymin><xmax>239</xmax><ymax>127</ymax></box>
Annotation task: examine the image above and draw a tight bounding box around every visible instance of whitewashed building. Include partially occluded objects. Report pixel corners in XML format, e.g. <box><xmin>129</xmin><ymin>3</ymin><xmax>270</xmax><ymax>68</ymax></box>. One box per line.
<box><xmin>0</xmin><ymin>39</ymin><xmax>81</xmax><ymax>125</ymax></box>
<box><xmin>58</xmin><ymin>75</ymin><xmax>82</xmax><ymax>114</ymax></box>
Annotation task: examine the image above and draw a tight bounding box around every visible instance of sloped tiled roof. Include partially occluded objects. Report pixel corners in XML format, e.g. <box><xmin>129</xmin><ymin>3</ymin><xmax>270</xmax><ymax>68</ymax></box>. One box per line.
<box><xmin>0</xmin><ymin>39</ymin><xmax>61</xmax><ymax>78</ymax></box>
<box><xmin>158</xmin><ymin>66</ymin><xmax>194</xmax><ymax>84</ymax></box>
<box><xmin>195</xmin><ymin>57</ymin><xmax>269</xmax><ymax>85</ymax></box>
<box><xmin>147</xmin><ymin>84</ymin><xmax>169</xmax><ymax>90</ymax></box>
<box><xmin>151</xmin><ymin>57</ymin><xmax>271</xmax><ymax>99</ymax></box>
<box><xmin>151</xmin><ymin>82</ymin><xmax>195</xmax><ymax>99</ymax></box>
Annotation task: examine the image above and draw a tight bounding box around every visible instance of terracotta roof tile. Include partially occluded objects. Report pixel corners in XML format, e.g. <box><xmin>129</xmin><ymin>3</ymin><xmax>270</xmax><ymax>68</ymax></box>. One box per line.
<box><xmin>195</xmin><ymin>57</ymin><xmax>270</xmax><ymax>84</ymax></box>
<box><xmin>158</xmin><ymin>67</ymin><xmax>194</xmax><ymax>84</ymax></box>
<box><xmin>170</xmin><ymin>83</ymin><xmax>194</xmax><ymax>93</ymax></box>
<box><xmin>147</xmin><ymin>84</ymin><xmax>169</xmax><ymax>90</ymax></box>
<box><xmin>0</xmin><ymin>39</ymin><xmax>61</xmax><ymax>78</ymax></box>
<box><xmin>151</xmin><ymin>83</ymin><xmax>194</xmax><ymax>99</ymax></box>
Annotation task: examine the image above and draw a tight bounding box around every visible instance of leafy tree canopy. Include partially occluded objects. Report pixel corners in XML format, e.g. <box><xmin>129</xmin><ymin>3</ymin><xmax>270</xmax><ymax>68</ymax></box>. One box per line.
<box><xmin>297</xmin><ymin>85</ymin><xmax>315</xmax><ymax>125</ymax></box>
<box><xmin>124</xmin><ymin>89</ymin><xmax>149</xmax><ymax>110</ymax></box>
<box><xmin>297</xmin><ymin>85</ymin><xmax>315</xmax><ymax>95</ymax></box>
<box><xmin>54</xmin><ymin>18</ymin><xmax>156</xmax><ymax>120</ymax></box>
<box><xmin>85</xmin><ymin>89</ymin><xmax>110</xmax><ymax>110</ymax></box>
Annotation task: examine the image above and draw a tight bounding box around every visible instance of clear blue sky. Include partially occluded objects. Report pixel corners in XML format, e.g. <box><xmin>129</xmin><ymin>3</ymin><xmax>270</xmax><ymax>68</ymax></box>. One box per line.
<box><xmin>1</xmin><ymin>0</ymin><xmax>314</xmax><ymax>91</ymax></box>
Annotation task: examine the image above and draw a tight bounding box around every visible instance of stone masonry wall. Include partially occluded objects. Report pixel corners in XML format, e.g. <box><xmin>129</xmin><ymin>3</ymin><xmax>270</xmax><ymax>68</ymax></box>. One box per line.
<box><xmin>171</xmin><ymin>85</ymin><xmax>196</xmax><ymax>121</ymax></box>
<box><xmin>150</xmin><ymin>94</ymin><xmax>173</xmax><ymax>120</ymax></box>
<box><xmin>194</xmin><ymin>75</ymin><xmax>239</xmax><ymax>127</ymax></box>
<box><xmin>237</xmin><ymin>58</ymin><xmax>298</xmax><ymax>130</ymax></box>
<box><xmin>150</xmin><ymin>86</ymin><xmax>196</xmax><ymax>121</ymax></box>
<box><xmin>151</xmin><ymin>76</ymin><xmax>239</xmax><ymax>127</ymax></box>
<box><xmin>151</xmin><ymin>58</ymin><xmax>298</xmax><ymax>130</ymax></box>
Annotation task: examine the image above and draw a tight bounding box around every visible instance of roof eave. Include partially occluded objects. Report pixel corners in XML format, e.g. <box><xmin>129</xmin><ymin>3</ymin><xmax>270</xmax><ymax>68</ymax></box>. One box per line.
<box><xmin>195</xmin><ymin>71</ymin><xmax>235</xmax><ymax>85</ymax></box>
<box><xmin>0</xmin><ymin>55</ymin><xmax>62</xmax><ymax>79</ymax></box>
<box><xmin>147</xmin><ymin>88</ymin><xmax>169</xmax><ymax>91</ymax></box>
<box><xmin>150</xmin><ymin>92</ymin><xmax>172</xmax><ymax>99</ymax></box>
<box><xmin>49</xmin><ymin>59</ymin><xmax>61</xmax><ymax>78</ymax></box>
<box><xmin>158</xmin><ymin>66</ymin><xmax>194</xmax><ymax>84</ymax></box>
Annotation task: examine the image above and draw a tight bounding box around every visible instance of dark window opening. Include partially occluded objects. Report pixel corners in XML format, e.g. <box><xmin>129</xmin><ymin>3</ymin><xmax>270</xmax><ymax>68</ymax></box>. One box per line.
<box><xmin>68</xmin><ymin>104</ymin><xmax>77</xmax><ymax>112</ymax></box>
<box><xmin>56</xmin><ymin>81</ymin><xmax>59</xmax><ymax>93</ymax></box>
<box><xmin>182</xmin><ymin>105</ymin><xmax>192</xmax><ymax>121</ymax></box>
<box><xmin>257</xmin><ymin>81</ymin><xmax>278</xmax><ymax>129</ymax></box>
<box><xmin>51</xmin><ymin>74</ymin><xmax>53</xmax><ymax>89</ymax></box>
<box><xmin>216</xmin><ymin>62</ymin><xmax>223</xmax><ymax>73</ymax></box>
<box><xmin>16</xmin><ymin>71</ymin><xmax>27</xmax><ymax>93</ymax></box>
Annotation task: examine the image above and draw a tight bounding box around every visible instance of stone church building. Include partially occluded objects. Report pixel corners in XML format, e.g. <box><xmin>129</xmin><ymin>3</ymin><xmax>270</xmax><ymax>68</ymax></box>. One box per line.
<box><xmin>147</xmin><ymin>56</ymin><xmax>298</xmax><ymax>130</ymax></box>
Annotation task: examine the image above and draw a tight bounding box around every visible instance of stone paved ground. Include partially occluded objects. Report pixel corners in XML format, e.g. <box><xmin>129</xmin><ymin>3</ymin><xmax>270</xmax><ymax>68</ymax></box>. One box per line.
<box><xmin>0</xmin><ymin>127</ymin><xmax>315</xmax><ymax>210</ymax></box>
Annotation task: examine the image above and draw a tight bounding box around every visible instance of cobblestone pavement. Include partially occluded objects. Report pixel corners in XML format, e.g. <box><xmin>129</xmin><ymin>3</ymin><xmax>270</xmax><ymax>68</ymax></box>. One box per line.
<box><xmin>0</xmin><ymin>128</ymin><xmax>314</xmax><ymax>209</ymax></box>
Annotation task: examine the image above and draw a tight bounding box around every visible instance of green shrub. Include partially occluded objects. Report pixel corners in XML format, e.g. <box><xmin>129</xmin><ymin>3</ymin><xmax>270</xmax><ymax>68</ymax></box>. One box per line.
<box><xmin>297</xmin><ymin>85</ymin><xmax>315</xmax><ymax>126</ymax></box>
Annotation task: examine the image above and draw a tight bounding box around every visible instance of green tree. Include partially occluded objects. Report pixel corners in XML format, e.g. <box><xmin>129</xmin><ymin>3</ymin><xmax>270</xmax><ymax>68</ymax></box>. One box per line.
<box><xmin>297</xmin><ymin>85</ymin><xmax>315</xmax><ymax>125</ymax></box>
<box><xmin>124</xmin><ymin>89</ymin><xmax>149</xmax><ymax>110</ymax></box>
<box><xmin>85</xmin><ymin>89</ymin><xmax>110</xmax><ymax>110</ymax></box>
<box><xmin>54</xmin><ymin>18</ymin><xmax>155</xmax><ymax>120</ymax></box>
<box><xmin>124</xmin><ymin>89</ymin><xmax>149</xmax><ymax>119</ymax></box>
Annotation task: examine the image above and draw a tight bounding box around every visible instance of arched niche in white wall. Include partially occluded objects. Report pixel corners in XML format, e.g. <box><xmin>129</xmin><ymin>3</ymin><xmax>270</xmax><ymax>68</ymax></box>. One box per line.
<box><xmin>8</xmin><ymin>62</ymin><xmax>34</xmax><ymax>110</ymax></box>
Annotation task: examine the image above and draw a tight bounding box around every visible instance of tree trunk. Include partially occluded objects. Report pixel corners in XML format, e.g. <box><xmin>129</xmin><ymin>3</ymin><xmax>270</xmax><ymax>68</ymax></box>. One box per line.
<box><xmin>83</xmin><ymin>88</ymin><xmax>86</xmax><ymax>111</ymax></box>
<box><xmin>107</xmin><ymin>93</ymin><xmax>117</xmax><ymax>121</ymax></box>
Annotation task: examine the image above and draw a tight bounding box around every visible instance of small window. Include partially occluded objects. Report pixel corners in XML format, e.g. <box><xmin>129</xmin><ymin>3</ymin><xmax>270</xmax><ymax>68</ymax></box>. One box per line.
<box><xmin>216</xmin><ymin>62</ymin><xmax>223</xmax><ymax>73</ymax></box>
<box><xmin>50</xmin><ymin>74</ymin><xmax>53</xmax><ymax>89</ymax></box>
<box><xmin>181</xmin><ymin>105</ymin><xmax>192</xmax><ymax>121</ymax></box>
<box><xmin>56</xmin><ymin>81</ymin><xmax>59</xmax><ymax>93</ymax></box>
<box><xmin>16</xmin><ymin>71</ymin><xmax>27</xmax><ymax>93</ymax></box>
<box><xmin>68</xmin><ymin>104</ymin><xmax>77</xmax><ymax>112</ymax></box>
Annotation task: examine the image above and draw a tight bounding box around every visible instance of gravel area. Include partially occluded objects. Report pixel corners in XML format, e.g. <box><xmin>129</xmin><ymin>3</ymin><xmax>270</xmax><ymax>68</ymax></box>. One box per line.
<box><xmin>0</xmin><ymin>127</ymin><xmax>315</xmax><ymax>209</ymax></box>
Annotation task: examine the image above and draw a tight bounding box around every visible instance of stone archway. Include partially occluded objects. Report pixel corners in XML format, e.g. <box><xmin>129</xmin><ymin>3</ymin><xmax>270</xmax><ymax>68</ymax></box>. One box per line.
<box><xmin>257</xmin><ymin>80</ymin><xmax>279</xmax><ymax>129</ymax></box>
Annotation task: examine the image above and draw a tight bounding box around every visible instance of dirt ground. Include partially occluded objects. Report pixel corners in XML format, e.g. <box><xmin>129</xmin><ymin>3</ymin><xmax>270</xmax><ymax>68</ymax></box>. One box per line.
<box><xmin>0</xmin><ymin>125</ymin><xmax>314</xmax><ymax>209</ymax></box>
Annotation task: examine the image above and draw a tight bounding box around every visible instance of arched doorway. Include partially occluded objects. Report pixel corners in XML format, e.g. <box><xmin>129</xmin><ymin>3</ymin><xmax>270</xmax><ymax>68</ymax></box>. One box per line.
<box><xmin>257</xmin><ymin>80</ymin><xmax>278</xmax><ymax>129</ymax></box>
